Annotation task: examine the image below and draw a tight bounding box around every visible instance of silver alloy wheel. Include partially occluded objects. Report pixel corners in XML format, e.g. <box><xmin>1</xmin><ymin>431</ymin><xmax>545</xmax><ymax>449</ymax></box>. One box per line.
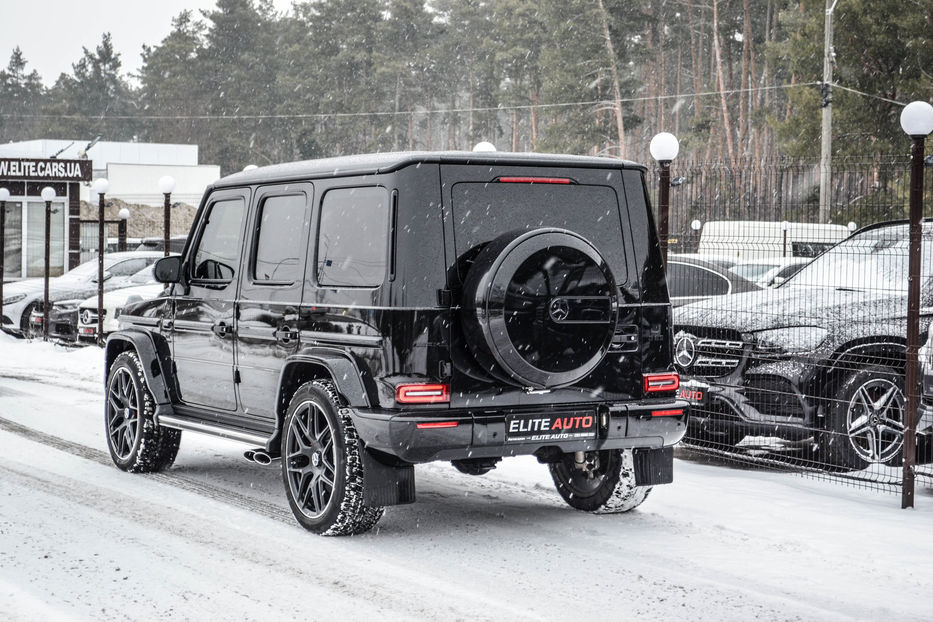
<box><xmin>285</xmin><ymin>400</ymin><xmax>337</xmax><ymax>519</ymax></box>
<box><xmin>845</xmin><ymin>377</ymin><xmax>905</xmax><ymax>464</ymax></box>
<box><xmin>107</xmin><ymin>367</ymin><xmax>140</xmax><ymax>460</ymax></box>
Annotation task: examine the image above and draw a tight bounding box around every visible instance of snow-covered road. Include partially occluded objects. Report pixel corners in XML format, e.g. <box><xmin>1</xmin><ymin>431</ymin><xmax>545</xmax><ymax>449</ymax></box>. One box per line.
<box><xmin>1</xmin><ymin>337</ymin><xmax>931</xmax><ymax>621</ymax></box>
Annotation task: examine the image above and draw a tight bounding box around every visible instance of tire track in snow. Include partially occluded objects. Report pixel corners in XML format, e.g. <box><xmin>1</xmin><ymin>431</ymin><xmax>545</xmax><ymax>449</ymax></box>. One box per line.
<box><xmin>0</xmin><ymin>415</ymin><xmax>295</xmax><ymax>524</ymax></box>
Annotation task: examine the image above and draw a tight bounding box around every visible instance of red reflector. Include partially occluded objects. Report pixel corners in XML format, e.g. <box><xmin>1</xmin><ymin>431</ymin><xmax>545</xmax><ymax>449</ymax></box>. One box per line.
<box><xmin>416</xmin><ymin>421</ymin><xmax>459</xmax><ymax>429</ymax></box>
<box><xmin>644</xmin><ymin>372</ymin><xmax>680</xmax><ymax>393</ymax></box>
<box><xmin>497</xmin><ymin>176</ymin><xmax>573</xmax><ymax>184</ymax></box>
<box><xmin>652</xmin><ymin>409</ymin><xmax>684</xmax><ymax>417</ymax></box>
<box><xmin>396</xmin><ymin>383</ymin><xmax>450</xmax><ymax>404</ymax></box>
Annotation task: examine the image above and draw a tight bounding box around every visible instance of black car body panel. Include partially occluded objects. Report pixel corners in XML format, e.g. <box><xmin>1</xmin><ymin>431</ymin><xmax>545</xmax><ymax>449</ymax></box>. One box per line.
<box><xmin>114</xmin><ymin>151</ymin><xmax>687</xmax><ymax>506</ymax></box>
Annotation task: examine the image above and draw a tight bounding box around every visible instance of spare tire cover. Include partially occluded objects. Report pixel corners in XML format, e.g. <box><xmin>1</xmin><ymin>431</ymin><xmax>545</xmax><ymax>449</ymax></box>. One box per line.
<box><xmin>461</xmin><ymin>228</ymin><xmax>619</xmax><ymax>389</ymax></box>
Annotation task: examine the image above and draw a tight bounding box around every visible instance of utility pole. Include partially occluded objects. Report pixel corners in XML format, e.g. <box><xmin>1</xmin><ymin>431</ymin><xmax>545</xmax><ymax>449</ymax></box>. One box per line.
<box><xmin>819</xmin><ymin>0</ymin><xmax>839</xmax><ymax>223</ymax></box>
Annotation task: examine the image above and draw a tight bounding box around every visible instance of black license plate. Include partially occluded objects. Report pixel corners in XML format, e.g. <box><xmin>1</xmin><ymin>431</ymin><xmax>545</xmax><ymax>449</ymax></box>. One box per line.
<box><xmin>505</xmin><ymin>411</ymin><xmax>597</xmax><ymax>443</ymax></box>
<box><xmin>678</xmin><ymin>380</ymin><xmax>709</xmax><ymax>406</ymax></box>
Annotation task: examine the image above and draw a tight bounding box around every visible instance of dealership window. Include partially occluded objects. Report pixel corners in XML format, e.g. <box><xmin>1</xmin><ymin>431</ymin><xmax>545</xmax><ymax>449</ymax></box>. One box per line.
<box><xmin>317</xmin><ymin>187</ymin><xmax>389</xmax><ymax>287</ymax></box>
<box><xmin>2</xmin><ymin>202</ymin><xmax>22</xmax><ymax>279</ymax></box>
<box><xmin>26</xmin><ymin>201</ymin><xmax>65</xmax><ymax>277</ymax></box>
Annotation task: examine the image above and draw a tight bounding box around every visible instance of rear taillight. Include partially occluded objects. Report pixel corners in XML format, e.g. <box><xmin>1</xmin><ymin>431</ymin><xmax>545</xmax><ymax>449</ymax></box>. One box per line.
<box><xmin>416</xmin><ymin>421</ymin><xmax>459</xmax><ymax>429</ymax></box>
<box><xmin>651</xmin><ymin>409</ymin><xmax>684</xmax><ymax>417</ymax></box>
<box><xmin>497</xmin><ymin>176</ymin><xmax>573</xmax><ymax>184</ymax></box>
<box><xmin>643</xmin><ymin>372</ymin><xmax>680</xmax><ymax>393</ymax></box>
<box><xmin>396</xmin><ymin>383</ymin><xmax>450</xmax><ymax>404</ymax></box>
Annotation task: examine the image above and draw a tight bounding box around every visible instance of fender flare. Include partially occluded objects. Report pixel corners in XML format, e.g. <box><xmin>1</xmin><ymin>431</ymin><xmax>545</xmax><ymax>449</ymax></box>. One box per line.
<box><xmin>276</xmin><ymin>348</ymin><xmax>373</xmax><ymax>411</ymax></box>
<box><xmin>105</xmin><ymin>330</ymin><xmax>176</xmax><ymax>406</ymax></box>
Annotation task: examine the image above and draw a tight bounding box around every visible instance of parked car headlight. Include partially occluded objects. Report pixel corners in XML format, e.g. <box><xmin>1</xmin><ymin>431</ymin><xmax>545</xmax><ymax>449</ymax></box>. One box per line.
<box><xmin>2</xmin><ymin>293</ymin><xmax>26</xmax><ymax>305</ymax></box>
<box><xmin>753</xmin><ymin>327</ymin><xmax>828</xmax><ymax>354</ymax></box>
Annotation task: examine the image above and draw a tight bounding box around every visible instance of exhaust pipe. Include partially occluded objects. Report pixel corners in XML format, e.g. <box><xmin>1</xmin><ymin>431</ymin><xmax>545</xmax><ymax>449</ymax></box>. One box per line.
<box><xmin>244</xmin><ymin>449</ymin><xmax>278</xmax><ymax>465</ymax></box>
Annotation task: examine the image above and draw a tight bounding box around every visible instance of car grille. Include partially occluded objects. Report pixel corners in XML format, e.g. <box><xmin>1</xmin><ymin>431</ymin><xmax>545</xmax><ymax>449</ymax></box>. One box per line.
<box><xmin>675</xmin><ymin>326</ymin><xmax>745</xmax><ymax>378</ymax></box>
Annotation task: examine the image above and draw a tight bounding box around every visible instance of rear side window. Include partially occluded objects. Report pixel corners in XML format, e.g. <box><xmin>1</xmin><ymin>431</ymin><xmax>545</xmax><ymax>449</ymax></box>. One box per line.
<box><xmin>668</xmin><ymin>263</ymin><xmax>730</xmax><ymax>297</ymax></box>
<box><xmin>254</xmin><ymin>194</ymin><xmax>307</xmax><ymax>283</ymax></box>
<box><xmin>317</xmin><ymin>186</ymin><xmax>389</xmax><ymax>287</ymax></box>
<box><xmin>192</xmin><ymin>198</ymin><xmax>246</xmax><ymax>282</ymax></box>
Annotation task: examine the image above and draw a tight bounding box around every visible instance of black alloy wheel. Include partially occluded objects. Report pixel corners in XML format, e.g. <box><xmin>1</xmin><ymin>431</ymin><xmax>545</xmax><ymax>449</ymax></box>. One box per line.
<box><xmin>104</xmin><ymin>351</ymin><xmax>181</xmax><ymax>472</ymax></box>
<box><xmin>281</xmin><ymin>380</ymin><xmax>384</xmax><ymax>535</ymax></box>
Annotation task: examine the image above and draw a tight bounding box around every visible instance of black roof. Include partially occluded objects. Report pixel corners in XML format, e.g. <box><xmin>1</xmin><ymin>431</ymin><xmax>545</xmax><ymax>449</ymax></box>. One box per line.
<box><xmin>214</xmin><ymin>151</ymin><xmax>647</xmax><ymax>188</ymax></box>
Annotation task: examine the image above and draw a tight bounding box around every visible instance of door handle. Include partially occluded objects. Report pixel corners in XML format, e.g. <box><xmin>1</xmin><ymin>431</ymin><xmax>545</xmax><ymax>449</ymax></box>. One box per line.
<box><xmin>162</xmin><ymin>319</ymin><xmax>174</xmax><ymax>330</ymax></box>
<box><xmin>273</xmin><ymin>326</ymin><xmax>299</xmax><ymax>343</ymax></box>
<box><xmin>212</xmin><ymin>321</ymin><xmax>230</xmax><ymax>338</ymax></box>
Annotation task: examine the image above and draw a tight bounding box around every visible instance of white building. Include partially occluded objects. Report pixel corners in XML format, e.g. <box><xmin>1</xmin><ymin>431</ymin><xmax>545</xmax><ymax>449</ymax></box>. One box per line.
<box><xmin>0</xmin><ymin>140</ymin><xmax>219</xmax><ymax>280</ymax></box>
<box><xmin>0</xmin><ymin>139</ymin><xmax>220</xmax><ymax>206</ymax></box>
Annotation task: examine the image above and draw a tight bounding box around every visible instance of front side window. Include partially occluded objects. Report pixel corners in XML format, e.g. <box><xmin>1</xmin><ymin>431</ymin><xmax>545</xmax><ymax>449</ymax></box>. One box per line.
<box><xmin>192</xmin><ymin>198</ymin><xmax>246</xmax><ymax>282</ymax></box>
<box><xmin>317</xmin><ymin>186</ymin><xmax>389</xmax><ymax>287</ymax></box>
<box><xmin>254</xmin><ymin>194</ymin><xmax>307</xmax><ymax>283</ymax></box>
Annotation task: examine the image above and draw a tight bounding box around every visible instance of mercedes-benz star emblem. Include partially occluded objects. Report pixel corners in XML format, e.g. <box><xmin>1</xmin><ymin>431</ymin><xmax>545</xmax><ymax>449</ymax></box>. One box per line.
<box><xmin>674</xmin><ymin>333</ymin><xmax>697</xmax><ymax>368</ymax></box>
<box><xmin>548</xmin><ymin>298</ymin><xmax>571</xmax><ymax>322</ymax></box>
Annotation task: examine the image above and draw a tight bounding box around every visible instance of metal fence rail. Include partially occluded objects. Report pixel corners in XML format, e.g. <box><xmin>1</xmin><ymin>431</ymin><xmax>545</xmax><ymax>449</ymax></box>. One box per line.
<box><xmin>650</xmin><ymin>155</ymin><xmax>933</xmax><ymax>494</ymax></box>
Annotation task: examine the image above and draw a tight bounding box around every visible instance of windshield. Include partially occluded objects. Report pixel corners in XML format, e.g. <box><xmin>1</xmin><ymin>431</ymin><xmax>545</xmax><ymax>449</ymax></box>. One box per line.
<box><xmin>730</xmin><ymin>263</ymin><xmax>777</xmax><ymax>280</ymax></box>
<box><xmin>129</xmin><ymin>265</ymin><xmax>155</xmax><ymax>285</ymax></box>
<box><xmin>788</xmin><ymin>225</ymin><xmax>931</xmax><ymax>294</ymax></box>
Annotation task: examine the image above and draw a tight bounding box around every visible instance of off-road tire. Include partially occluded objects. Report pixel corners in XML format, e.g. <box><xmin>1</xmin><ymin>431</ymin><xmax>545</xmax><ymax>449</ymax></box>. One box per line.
<box><xmin>818</xmin><ymin>365</ymin><xmax>906</xmax><ymax>471</ymax></box>
<box><xmin>549</xmin><ymin>449</ymin><xmax>651</xmax><ymax>513</ymax></box>
<box><xmin>281</xmin><ymin>380</ymin><xmax>385</xmax><ymax>536</ymax></box>
<box><xmin>105</xmin><ymin>351</ymin><xmax>181</xmax><ymax>472</ymax></box>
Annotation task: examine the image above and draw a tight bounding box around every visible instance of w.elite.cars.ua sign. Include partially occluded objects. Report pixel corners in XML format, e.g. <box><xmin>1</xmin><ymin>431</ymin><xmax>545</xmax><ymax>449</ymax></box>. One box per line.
<box><xmin>0</xmin><ymin>158</ymin><xmax>92</xmax><ymax>182</ymax></box>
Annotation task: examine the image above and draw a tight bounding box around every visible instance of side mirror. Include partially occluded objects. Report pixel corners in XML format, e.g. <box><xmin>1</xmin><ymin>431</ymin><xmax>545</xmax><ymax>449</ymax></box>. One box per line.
<box><xmin>92</xmin><ymin>271</ymin><xmax>113</xmax><ymax>283</ymax></box>
<box><xmin>154</xmin><ymin>256</ymin><xmax>184</xmax><ymax>284</ymax></box>
<box><xmin>772</xmin><ymin>276</ymin><xmax>786</xmax><ymax>287</ymax></box>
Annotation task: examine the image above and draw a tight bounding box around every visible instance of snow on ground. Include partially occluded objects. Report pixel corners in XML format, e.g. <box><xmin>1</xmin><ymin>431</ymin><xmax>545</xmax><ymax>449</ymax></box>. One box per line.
<box><xmin>1</xmin><ymin>335</ymin><xmax>931</xmax><ymax>621</ymax></box>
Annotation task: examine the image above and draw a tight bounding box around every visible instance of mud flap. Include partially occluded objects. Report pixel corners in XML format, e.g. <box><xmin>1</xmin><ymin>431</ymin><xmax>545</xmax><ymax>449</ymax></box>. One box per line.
<box><xmin>362</xmin><ymin>448</ymin><xmax>416</xmax><ymax>506</ymax></box>
<box><xmin>633</xmin><ymin>446</ymin><xmax>674</xmax><ymax>486</ymax></box>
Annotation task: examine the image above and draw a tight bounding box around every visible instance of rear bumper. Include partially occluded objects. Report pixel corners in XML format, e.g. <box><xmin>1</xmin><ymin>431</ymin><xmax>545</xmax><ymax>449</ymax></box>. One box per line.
<box><xmin>351</xmin><ymin>399</ymin><xmax>689</xmax><ymax>463</ymax></box>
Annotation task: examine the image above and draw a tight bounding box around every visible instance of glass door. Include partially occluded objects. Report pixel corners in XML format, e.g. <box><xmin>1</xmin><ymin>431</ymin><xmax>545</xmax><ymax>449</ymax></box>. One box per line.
<box><xmin>26</xmin><ymin>201</ymin><xmax>66</xmax><ymax>277</ymax></box>
<box><xmin>2</xmin><ymin>201</ymin><xmax>22</xmax><ymax>279</ymax></box>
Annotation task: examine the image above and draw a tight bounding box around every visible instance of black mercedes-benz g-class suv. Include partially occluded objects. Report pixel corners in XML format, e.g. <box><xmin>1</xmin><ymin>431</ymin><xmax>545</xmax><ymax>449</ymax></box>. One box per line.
<box><xmin>103</xmin><ymin>151</ymin><xmax>688</xmax><ymax>535</ymax></box>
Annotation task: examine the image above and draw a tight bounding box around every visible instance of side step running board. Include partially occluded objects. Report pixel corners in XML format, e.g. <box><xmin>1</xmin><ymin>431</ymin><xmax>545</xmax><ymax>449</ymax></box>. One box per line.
<box><xmin>158</xmin><ymin>415</ymin><xmax>270</xmax><ymax>447</ymax></box>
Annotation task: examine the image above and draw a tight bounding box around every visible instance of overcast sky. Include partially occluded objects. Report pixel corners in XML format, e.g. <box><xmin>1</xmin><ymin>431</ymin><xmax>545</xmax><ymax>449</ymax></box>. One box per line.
<box><xmin>0</xmin><ymin>0</ymin><xmax>294</xmax><ymax>86</ymax></box>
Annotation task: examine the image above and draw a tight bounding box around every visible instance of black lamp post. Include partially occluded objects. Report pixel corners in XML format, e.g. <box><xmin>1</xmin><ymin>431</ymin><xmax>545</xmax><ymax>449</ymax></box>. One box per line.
<box><xmin>159</xmin><ymin>175</ymin><xmax>175</xmax><ymax>256</ymax></box>
<box><xmin>899</xmin><ymin>100</ymin><xmax>933</xmax><ymax>510</ymax></box>
<box><xmin>650</xmin><ymin>132</ymin><xmax>680</xmax><ymax>265</ymax></box>
<box><xmin>92</xmin><ymin>178</ymin><xmax>109</xmax><ymax>345</ymax></box>
<box><xmin>40</xmin><ymin>186</ymin><xmax>56</xmax><ymax>341</ymax></box>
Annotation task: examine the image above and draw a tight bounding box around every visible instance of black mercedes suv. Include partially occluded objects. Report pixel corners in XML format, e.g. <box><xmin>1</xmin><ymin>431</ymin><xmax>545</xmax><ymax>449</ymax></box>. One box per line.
<box><xmin>103</xmin><ymin>151</ymin><xmax>688</xmax><ymax>535</ymax></box>
<box><xmin>676</xmin><ymin>221</ymin><xmax>933</xmax><ymax>470</ymax></box>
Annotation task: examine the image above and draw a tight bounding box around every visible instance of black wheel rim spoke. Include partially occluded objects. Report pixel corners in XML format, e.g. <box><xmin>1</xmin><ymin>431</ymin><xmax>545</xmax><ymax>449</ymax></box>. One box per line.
<box><xmin>106</xmin><ymin>368</ymin><xmax>139</xmax><ymax>460</ymax></box>
<box><xmin>286</xmin><ymin>399</ymin><xmax>337</xmax><ymax>519</ymax></box>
